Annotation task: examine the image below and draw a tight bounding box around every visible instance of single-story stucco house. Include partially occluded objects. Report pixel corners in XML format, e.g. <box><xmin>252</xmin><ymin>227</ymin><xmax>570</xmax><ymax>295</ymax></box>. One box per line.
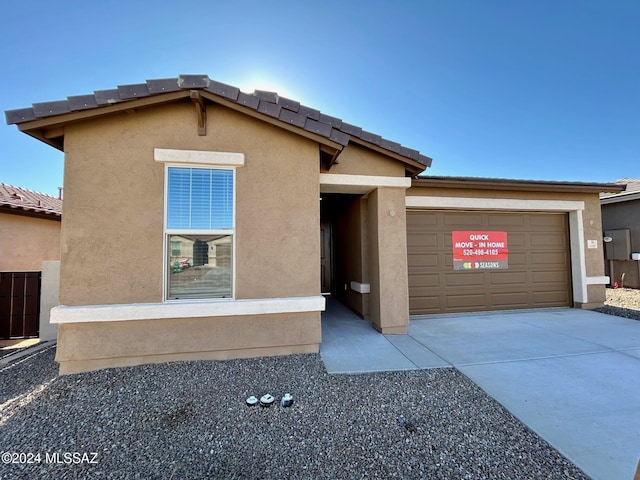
<box><xmin>0</xmin><ymin>183</ymin><xmax>62</xmax><ymax>340</ymax></box>
<box><xmin>601</xmin><ymin>178</ymin><xmax>640</xmax><ymax>288</ymax></box>
<box><xmin>4</xmin><ymin>74</ymin><xmax>625</xmax><ymax>374</ymax></box>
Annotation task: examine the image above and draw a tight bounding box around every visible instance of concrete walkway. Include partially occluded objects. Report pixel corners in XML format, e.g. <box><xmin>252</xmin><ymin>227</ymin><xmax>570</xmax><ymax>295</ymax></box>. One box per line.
<box><xmin>320</xmin><ymin>300</ymin><xmax>640</xmax><ymax>480</ymax></box>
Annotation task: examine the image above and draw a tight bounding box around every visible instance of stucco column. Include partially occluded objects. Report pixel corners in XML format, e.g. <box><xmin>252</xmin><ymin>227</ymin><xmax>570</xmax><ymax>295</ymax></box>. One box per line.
<box><xmin>367</xmin><ymin>187</ymin><xmax>409</xmax><ymax>334</ymax></box>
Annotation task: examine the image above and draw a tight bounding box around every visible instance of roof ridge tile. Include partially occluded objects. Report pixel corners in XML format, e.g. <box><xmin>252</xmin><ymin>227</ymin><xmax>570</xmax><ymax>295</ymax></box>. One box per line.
<box><xmin>177</xmin><ymin>74</ymin><xmax>210</xmax><ymax>89</ymax></box>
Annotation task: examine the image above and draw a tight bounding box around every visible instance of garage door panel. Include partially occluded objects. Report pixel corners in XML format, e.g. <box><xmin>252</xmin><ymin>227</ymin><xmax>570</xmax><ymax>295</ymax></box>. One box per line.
<box><xmin>407</xmin><ymin>252</ymin><xmax>439</xmax><ymax>267</ymax></box>
<box><xmin>532</xmin><ymin>270</ymin><xmax>570</xmax><ymax>284</ymax></box>
<box><xmin>530</xmin><ymin>233</ymin><xmax>567</xmax><ymax>247</ymax></box>
<box><xmin>530</xmin><ymin>214</ymin><xmax>566</xmax><ymax>227</ymax></box>
<box><xmin>409</xmin><ymin>296</ymin><xmax>442</xmax><ymax>313</ymax></box>
<box><xmin>506</xmin><ymin>252</ymin><xmax>527</xmax><ymax>266</ymax></box>
<box><xmin>489</xmin><ymin>271</ymin><xmax>528</xmax><ymax>285</ymax></box>
<box><xmin>445</xmin><ymin>272</ymin><xmax>485</xmax><ymax>287</ymax></box>
<box><xmin>490</xmin><ymin>292</ymin><xmax>530</xmax><ymax>307</ymax></box>
<box><xmin>533</xmin><ymin>290</ymin><xmax>570</xmax><ymax>305</ymax></box>
<box><xmin>408</xmin><ymin>212</ymin><xmax>438</xmax><ymax>227</ymax></box>
<box><xmin>443</xmin><ymin>215</ymin><xmax>484</xmax><ymax>227</ymax></box>
<box><xmin>407</xmin><ymin>232</ymin><xmax>438</xmax><ymax>248</ymax></box>
<box><xmin>445</xmin><ymin>293</ymin><xmax>487</xmax><ymax>309</ymax></box>
<box><xmin>408</xmin><ymin>210</ymin><xmax>571</xmax><ymax>315</ymax></box>
<box><xmin>408</xmin><ymin>273</ymin><xmax>440</xmax><ymax>288</ymax></box>
<box><xmin>506</xmin><ymin>233</ymin><xmax>526</xmax><ymax>247</ymax></box>
<box><xmin>488</xmin><ymin>215</ymin><xmax>525</xmax><ymax>227</ymax></box>
<box><xmin>531</xmin><ymin>251</ymin><xmax>569</xmax><ymax>265</ymax></box>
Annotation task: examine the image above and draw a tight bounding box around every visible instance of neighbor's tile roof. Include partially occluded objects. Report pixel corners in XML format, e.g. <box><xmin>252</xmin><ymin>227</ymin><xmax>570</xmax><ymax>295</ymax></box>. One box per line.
<box><xmin>600</xmin><ymin>178</ymin><xmax>640</xmax><ymax>202</ymax></box>
<box><xmin>0</xmin><ymin>183</ymin><xmax>62</xmax><ymax>218</ymax></box>
<box><xmin>5</xmin><ymin>74</ymin><xmax>432</xmax><ymax>168</ymax></box>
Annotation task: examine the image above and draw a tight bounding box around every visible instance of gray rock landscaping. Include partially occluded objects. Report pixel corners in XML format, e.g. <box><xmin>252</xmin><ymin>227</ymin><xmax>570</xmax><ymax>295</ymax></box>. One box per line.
<box><xmin>1</xmin><ymin>346</ymin><xmax>588</xmax><ymax>479</ymax></box>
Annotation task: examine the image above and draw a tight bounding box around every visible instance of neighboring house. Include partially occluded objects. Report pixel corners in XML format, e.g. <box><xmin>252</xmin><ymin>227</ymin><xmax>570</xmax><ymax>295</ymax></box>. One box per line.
<box><xmin>0</xmin><ymin>183</ymin><xmax>62</xmax><ymax>340</ymax></box>
<box><xmin>4</xmin><ymin>74</ymin><xmax>624</xmax><ymax>374</ymax></box>
<box><xmin>0</xmin><ymin>183</ymin><xmax>62</xmax><ymax>271</ymax></box>
<box><xmin>601</xmin><ymin>178</ymin><xmax>640</xmax><ymax>288</ymax></box>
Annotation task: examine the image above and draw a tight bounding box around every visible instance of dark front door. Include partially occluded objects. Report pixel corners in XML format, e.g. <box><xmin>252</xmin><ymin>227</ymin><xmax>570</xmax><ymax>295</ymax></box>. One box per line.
<box><xmin>320</xmin><ymin>220</ymin><xmax>333</xmax><ymax>294</ymax></box>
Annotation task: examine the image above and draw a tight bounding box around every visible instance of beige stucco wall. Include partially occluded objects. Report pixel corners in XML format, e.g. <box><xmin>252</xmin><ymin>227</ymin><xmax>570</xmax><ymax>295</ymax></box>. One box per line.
<box><xmin>55</xmin><ymin>101</ymin><xmax>322</xmax><ymax>373</ymax></box>
<box><xmin>56</xmin><ymin>311</ymin><xmax>320</xmax><ymax>374</ymax></box>
<box><xmin>582</xmin><ymin>195</ymin><xmax>607</xmax><ymax>306</ymax></box>
<box><xmin>61</xmin><ymin>102</ymin><xmax>319</xmax><ymax>305</ymax></box>
<box><xmin>0</xmin><ymin>213</ymin><xmax>60</xmax><ymax>271</ymax></box>
<box><xmin>334</xmin><ymin>196</ymin><xmax>370</xmax><ymax>318</ymax></box>
<box><xmin>368</xmin><ymin>187</ymin><xmax>410</xmax><ymax>333</ymax></box>
<box><xmin>322</xmin><ymin>143</ymin><xmax>405</xmax><ymax>177</ymax></box>
<box><xmin>319</xmin><ymin>143</ymin><xmax>408</xmax><ymax>320</ymax></box>
<box><xmin>407</xmin><ymin>186</ymin><xmax>607</xmax><ymax>307</ymax></box>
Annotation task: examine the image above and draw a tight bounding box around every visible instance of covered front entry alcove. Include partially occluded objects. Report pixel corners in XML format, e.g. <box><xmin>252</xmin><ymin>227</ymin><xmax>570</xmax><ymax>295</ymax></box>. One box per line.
<box><xmin>319</xmin><ymin>176</ymin><xmax>411</xmax><ymax>334</ymax></box>
<box><xmin>320</xmin><ymin>193</ymin><xmax>370</xmax><ymax>318</ymax></box>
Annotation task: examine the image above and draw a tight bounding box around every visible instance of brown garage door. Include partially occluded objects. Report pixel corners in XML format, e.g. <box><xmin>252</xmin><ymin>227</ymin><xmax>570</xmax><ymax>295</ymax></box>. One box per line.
<box><xmin>407</xmin><ymin>210</ymin><xmax>572</xmax><ymax>315</ymax></box>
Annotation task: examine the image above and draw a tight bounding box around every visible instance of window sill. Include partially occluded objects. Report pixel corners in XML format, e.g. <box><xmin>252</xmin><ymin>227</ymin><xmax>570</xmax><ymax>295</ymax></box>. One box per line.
<box><xmin>51</xmin><ymin>296</ymin><xmax>326</xmax><ymax>324</ymax></box>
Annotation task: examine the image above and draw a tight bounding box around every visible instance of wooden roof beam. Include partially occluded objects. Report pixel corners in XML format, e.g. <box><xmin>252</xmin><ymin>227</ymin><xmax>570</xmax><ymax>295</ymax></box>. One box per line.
<box><xmin>190</xmin><ymin>90</ymin><xmax>206</xmax><ymax>136</ymax></box>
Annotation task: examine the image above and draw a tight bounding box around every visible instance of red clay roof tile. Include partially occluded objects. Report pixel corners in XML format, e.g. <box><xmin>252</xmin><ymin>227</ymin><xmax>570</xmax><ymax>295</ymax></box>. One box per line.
<box><xmin>0</xmin><ymin>183</ymin><xmax>62</xmax><ymax>218</ymax></box>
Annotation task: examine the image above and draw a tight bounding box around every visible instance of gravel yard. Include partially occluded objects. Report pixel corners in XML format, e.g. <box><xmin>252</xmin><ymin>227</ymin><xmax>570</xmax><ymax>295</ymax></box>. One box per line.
<box><xmin>3</xmin><ymin>289</ymin><xmax>639</xmax><ymax>479</ymax></box>
<box><xmin>1</xmin><ymin>349</ymin><xmax>588</xmax><ymax>480</ymax></box>
<box><xmin>595</xmin><ymin>287</ymin><xmax>640</xmax><ymax>320</ymax></box>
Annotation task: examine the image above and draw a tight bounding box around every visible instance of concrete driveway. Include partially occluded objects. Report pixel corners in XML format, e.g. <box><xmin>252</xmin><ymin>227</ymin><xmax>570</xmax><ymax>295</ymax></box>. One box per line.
<box><xmin>320</xmin><ymin>301</ymin><xmax>640</xmax><ymax>480</ymax></box>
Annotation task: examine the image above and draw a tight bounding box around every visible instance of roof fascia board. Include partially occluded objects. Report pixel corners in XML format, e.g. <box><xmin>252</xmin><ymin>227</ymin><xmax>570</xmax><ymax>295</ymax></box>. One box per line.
<box><xmin>600</xmin><ymin>192</ymin><xmax>640</xmax><ymax>204</ymax></box>
<box><xmin>15</xmin><ymin>88</ymin><xmax>345</xmax><ymax>154</ymax></box>
<box><xmin>0</xmin><ymin>206</ymin><xmax>61</xmax><ymax>220</ymax></box>
<box><xmin>412</xmin><ymin>177</ymin><xmax>626</xmax><ymax>194</ymax></box>
<box><xmin>349</xmin><ymin>137</ymin><xmax>428</xmax><ymax>176</ymax></box>
<box><xmin>15</xmin><ymin>91</ymin><xmax>192</xmax><ymax>133</ymax></box>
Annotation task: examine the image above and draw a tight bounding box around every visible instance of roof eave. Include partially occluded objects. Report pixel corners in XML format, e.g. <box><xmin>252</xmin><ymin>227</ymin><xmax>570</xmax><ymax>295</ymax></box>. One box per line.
<box><xmin>349</xmin><ymin>137</ymin><xmax>430</xmax><ymax>177</ymax></box>
<box><xmin>13</xmin><ymin>91</ymin><xmax>194</xmax><ymax>151</ymax></box>
<box><xmin>0</xmin><ymin>205</ymin><xmax>62</xmax><ymax>220</ymax></box>
<box><xmin>7</xmin><ymin>76</ymin><xmax>432</xmax><ymax>170</ymax></box>
<box><xmin>13</xmin><ymin>89</ymin><xmax>347</xmax><ymax>156</ymax></box>
<box><xmin>600</xmin><ymin>191</ymin><xmax>640</xmax><ymax>204</ymax></box>
<box><xmin>412</xmin><ymin>176</ymin><xmax>626</xmax><ymax>194</ymax></box>
<box><xmin>198</xmin><ymin>91</ymin><xmax>345</xmax><ymax>153</ymax></box>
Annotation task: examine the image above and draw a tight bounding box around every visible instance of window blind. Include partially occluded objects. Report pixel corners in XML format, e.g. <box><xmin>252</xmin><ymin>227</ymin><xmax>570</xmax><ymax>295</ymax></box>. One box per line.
<box><xmin>167</xmin><ymin>167</ymin><xmax>233</xmax><ymax>230</ymax></box>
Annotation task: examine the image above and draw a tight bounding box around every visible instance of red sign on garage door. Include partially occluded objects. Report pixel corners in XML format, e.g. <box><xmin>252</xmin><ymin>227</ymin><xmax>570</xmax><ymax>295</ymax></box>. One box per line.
<box><xmin>452</xmin><ymin>231</ymin><xmax>508</xmax><ymax>270</ymax></box>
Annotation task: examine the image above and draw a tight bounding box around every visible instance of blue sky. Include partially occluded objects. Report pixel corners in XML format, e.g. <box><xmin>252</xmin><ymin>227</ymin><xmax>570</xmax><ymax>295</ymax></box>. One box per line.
<box><xmin>1</xmin><ymin>0</ymin><xmax>638</xmax><ymax>196</ymax></box>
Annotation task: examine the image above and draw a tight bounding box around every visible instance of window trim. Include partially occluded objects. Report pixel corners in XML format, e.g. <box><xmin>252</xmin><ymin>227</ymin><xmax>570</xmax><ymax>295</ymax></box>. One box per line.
<box><xmin>163</xmin><ymin>163</ymin><xmax>237</xmax><ymax>302</ymax></box>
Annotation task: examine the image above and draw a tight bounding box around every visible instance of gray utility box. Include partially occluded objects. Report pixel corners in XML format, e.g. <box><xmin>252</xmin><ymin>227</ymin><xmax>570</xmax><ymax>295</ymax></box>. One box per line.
<box><xmin>604</xmin><ymin>229</ymin><xmax>631</xmax><ymax>260</ymax></box>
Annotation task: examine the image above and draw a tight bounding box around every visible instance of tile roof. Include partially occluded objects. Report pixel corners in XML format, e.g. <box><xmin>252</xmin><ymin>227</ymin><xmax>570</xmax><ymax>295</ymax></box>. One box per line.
<box><xmin>600</xmin><ymin>178</ymin><xmax>640</xmax><ymax>202</ymax></box>
<box><xmin>613</xmin><ymin>178</ymin><xmax>640</xmax><ymax>192</ymax></box>
<box><xmin>0</xmin><ymin>183</ymin><xmax>62</xmax><ymax>218</ymax></box>
<box><xmin>5</xmin><ymin>75</ymin><xmax>432</xmax><ymax>169</ymax></box>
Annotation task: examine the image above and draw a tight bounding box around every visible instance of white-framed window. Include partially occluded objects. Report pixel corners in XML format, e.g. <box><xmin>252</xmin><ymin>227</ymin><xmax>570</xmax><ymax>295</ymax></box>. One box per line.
<box><xmin>165</xmin><ymin>166</ymin><xmax>234</xmax><ymax>300</ymax></box>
